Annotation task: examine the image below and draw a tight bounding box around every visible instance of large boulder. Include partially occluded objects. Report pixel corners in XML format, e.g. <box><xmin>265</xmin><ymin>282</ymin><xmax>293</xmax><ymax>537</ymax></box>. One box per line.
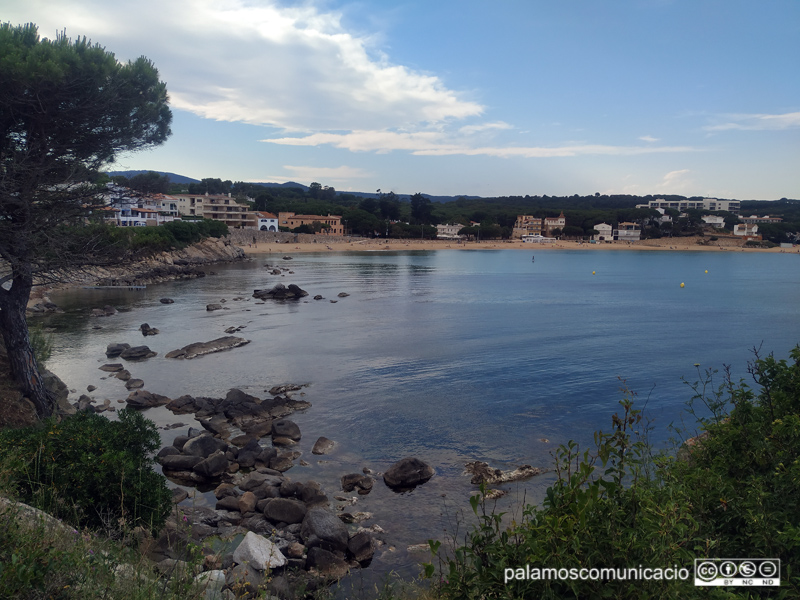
<box><xmin>232</xmin><ymin>531</ymin><xmax>287</xmax><ymax>570</ymax></box>
<box><xmin>271</xmin><ymin>419</ymin><xmax>301</xmax><ymax>441</ymax></box>
<box><xmin>125</xmin><ymin>390</ymin><xmax>171</xmax><ymax>408</ymax></box>
<box><xmin>300</xmin><ymin>507</ymin><xmax>349</xmax><ymax>553</ymax></box>
<box><xmin>305</xmin><ymin>547</ymin><xmax>349</xmax><ymax>579</ymax></box>
<box><xmin>383</xmin><ymin>457</ymin><xmax>435</xmax><ymax>490</ymax></box>
<box><xmin>193</xmin><ymin>450</ymin><xmax>229</xmax><ymax>479</ymax></box>
<box><xmin>311</xmin><ymin>437</ymin><xmax>336</xmax><ymax>455</ymax></box>
<box><xmin>105</xmin><ymin>343</ymin><xmax>130</xmax><ymax>358</ymax></box>
<box><xmin>347</xmin><ymin>531</ymin><xmax>375</xmax><ymax>564</ymax></box>
<box><xmin>119</xmin><ymin>345</ymin><xmax>157</xmax><ymax>361</ymax></box>
<box><xmin>182</xmin><ymin>434</ymin><xmax>228</xmax><ymax>458</ymax></box>
<box><xmin>159</xmin><ymin>454</ymin><xmax>203</xmax><ymax>471</ymax></box>
<box><xmin>263</xmin><ymin>498</ymin><xmax>307</xmax><ymax>525</ymax></box>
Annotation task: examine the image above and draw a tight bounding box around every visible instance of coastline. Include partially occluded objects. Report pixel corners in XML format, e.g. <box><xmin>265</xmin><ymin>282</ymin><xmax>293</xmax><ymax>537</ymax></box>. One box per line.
<box><xmin>237</xmin><ymin>235</ymin><xmax>797</xmax><ymax>255</ymax></box>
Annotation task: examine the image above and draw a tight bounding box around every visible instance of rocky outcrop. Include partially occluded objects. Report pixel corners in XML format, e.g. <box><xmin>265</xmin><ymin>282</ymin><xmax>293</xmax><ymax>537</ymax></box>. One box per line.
<box><xmin>65</xmin><ymin>237</ymin><xmax>246</xmax><ymax>288</ymax></box>
<box><xmin>165</xmin><ymin>336</ymin><xmax>250</xmax><ymax>359</ymax></box>
<box><xmin>464</xmin><ymin>461</ymin><xmax>547</xmax><ymax>485</ymax></box>
<box><xmin>252</xmin><ymin>283</ymin><xmax>308</xmax><ymax>300</ymax></box>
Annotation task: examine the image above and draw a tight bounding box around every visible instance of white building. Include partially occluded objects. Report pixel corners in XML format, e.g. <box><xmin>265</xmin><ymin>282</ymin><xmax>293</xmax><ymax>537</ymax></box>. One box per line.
<box><xmin>593</xmin><ymin>223</ymin><xmax>613</xmax><ymax>241</ymax></box>
<box><xmin>635</xmin><ymin>198</ymin><xmax>740</xmax><ymax>214</ymax></box>
<box><xmin>701</xmin><ymin>215</ymin><xmax>726</xmax><ymax>227</ymax></box>
<box><xmin>255</xmin><ymin>211</ymin><xmax>279</xmax><ymax>231</ymax></box>
<box><xmin>521</xmin><ymin>234</ymin><xmax>556</xmax><ymax>244</ymax></box>
<box><xmin>733</xmin><ymin>223</ymin><xmax>759</xmax><ymax>237</ymax></box>
<box><xmin>613</xmin><ymin>222</ymin><xmax>641</xmax><ymax>241</ymax></box>
<box><xmin>436</xmin><ymin>223</ymin><xmax>464</xmax><ymax>239</ymax></box>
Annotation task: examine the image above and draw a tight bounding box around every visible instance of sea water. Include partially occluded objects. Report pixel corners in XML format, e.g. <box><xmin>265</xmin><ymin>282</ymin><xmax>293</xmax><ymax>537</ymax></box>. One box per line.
<box><xmin>45</xmin><ymin>249</ymin><xmax>800</xmax><ymax>581</ymax></box>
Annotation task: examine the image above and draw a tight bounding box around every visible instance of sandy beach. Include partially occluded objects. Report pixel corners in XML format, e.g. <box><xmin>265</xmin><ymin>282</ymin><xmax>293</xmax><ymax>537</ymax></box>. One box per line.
<box><xmin>239</xmin><ymin>236</ymin><xmax>797</xmax><ymax>255</ymax></box>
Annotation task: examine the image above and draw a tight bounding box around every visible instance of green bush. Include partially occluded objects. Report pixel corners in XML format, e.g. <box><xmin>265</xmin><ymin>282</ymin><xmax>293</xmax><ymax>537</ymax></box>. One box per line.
<box><xmin>428</xmin><ymin>346</ymin><xmax>800</xmax><ymax>599</ymax></box>
<box><xmin>0</xmin><ymin>409</ymin><xmax>171</xmax><ymax>534</ymax></box>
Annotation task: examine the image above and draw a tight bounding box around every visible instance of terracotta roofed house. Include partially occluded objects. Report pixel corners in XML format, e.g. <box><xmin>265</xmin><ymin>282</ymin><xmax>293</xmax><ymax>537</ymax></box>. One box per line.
<box><xmin>278</xmin><ymin>212</ymin><xmax>343</xmax><ymax>235</ymax></box>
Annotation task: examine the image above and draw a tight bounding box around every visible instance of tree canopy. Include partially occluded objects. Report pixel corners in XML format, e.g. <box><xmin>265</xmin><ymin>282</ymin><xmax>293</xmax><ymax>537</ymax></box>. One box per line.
<box><xmin>0</xmin><ymin>22</ymin><xmax>172</xmax><ymax>417</ymax></box>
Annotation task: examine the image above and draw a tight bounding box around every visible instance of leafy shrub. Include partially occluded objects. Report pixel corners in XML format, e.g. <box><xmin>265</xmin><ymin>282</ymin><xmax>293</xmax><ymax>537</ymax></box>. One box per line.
<box><xmin>0</xmin><ymin>409</ymin><xmax>171</xmax><ymax>533</ymax></box>
<box><xmin>428</xmin><ymin>346</ymin><xmax>800</xmax><ymax>599</ymax></box>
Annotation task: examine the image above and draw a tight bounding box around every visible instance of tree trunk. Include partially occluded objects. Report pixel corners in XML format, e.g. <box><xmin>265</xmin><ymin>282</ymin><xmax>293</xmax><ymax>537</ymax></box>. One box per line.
<box><xmin>0</xmin><ymin>276</ymin><xmax>54</xmax><ymax>419</ymax></box>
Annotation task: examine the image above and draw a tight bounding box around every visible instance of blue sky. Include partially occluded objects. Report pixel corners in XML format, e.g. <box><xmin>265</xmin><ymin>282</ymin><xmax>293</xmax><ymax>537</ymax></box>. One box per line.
<box><xmin>5</xmin><ymin>0</ymin><xmax>799</xmax><ymax>199</ymax></box>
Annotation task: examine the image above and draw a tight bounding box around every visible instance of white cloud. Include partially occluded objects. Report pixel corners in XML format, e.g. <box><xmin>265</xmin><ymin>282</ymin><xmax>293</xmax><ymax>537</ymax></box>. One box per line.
<box><xmin>458</xmin><ymin>122</ymin><xmax>514</xmax><ymax>135</ymax></box>
<box><xmin>279</xmin><ymin>165</ymin><xmax>372</xmax><ymax>182</ymax></box>
<box><xmin>262</xmin><ymin>130</ymin><xmax>697</xmax><ymax>158</ymax></box>
<box><xmin>4</xmin><ymin>0</ymin><xmax>482</xmax><ymax>132</ymax></box>
<box><xmin>639</xmin><ymin>135</ymin><xmax>660</xmax><ymax>142</ymax></box>
<box><xmin>656</xmin><ymin>169</ymin><xmax>693</xmax><ymax>192</ymax></box>
<box><xmin>703</xmin><ymin>111</ymin><xmax>800</xmax><ymax>132</ymax></box>
<box><xmin>662</xmin><ymin>169</ymin><xmax>690</xmax><ymax>182</ymax></box>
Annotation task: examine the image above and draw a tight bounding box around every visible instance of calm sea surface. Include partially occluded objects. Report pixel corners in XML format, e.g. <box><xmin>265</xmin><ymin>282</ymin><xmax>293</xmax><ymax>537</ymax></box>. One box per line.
<box><xmin>45</xmin><ymin>249</ymin><xmax>800</xmax><ymax>584</ymax></box>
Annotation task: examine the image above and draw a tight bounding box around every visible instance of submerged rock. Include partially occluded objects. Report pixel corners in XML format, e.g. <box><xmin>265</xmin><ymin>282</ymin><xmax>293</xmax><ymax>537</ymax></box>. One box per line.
<box><xmin>165</xmin><ymin>336</ymin><xmax>250</xmax><ymax>359</ymax></box>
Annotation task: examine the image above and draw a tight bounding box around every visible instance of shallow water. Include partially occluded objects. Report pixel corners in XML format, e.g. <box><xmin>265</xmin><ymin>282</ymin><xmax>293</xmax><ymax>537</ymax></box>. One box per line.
<box><xmin>44</xmin><ymin>249</ymin><xmax>800</xmax><ymax>583</ymax></box>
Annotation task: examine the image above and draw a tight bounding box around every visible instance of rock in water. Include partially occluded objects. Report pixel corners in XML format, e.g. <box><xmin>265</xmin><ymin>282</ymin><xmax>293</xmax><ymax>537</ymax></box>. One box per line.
<box><xmin>165</xmin><ymin>336</ymin><xmax>250</xmax><ymax>359</ymax></box>
<box><xmin>119</xmin><ymin>345</ymin><xmax>157</xmax><ymax>361</ymax></box>
<box><xmin>311</xmin><ymin>437</ymin><xmax>335</xmax><ymax>455</ymax></box>
<box><xmin>252</xmin><ymin>283</ymin><xmax>308</xmax><ymax>300</ymax></box>
<box><xmin>383</xmin><ymin>457</ymin><xmax>434</xmax><ymax>490</ymax></box>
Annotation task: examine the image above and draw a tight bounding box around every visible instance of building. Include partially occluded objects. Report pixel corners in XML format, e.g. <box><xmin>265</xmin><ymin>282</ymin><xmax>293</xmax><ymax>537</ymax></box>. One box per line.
<box><xmin>543</xmin><ymin>212</ymin><xmax>566</xmax><ymax>236</ymax></box>
<box><xmin>635</xmin><ymin>198</ymin><xmax>740</xmax><ymax>214</ymax></box>
<box><xmin>278</xmin><ymin>212</ymin><xmax>343</xmax><ymax>235</ymax></box>
<box><xmin>512</xmin><ymin>215</ymin><xmax>543</xmax><ymax>239</ymax></box>
<box><xmin>101</xmin><ymin>185</ymin><xmax>181</xmax><ymax>226</ymax></box>
<box><xmin>593</xmin><ymin>223</ymin><xmax>613</xmax><ymax>241</ymax></box>
<box><xmin>701</xmin><ymin>215</ymin><xmax>726</xmax><ymax>227</ymax></box>
<box><xmin>436</xmin><ymin>223</ymin><xmax>463</xmax><ymax>239</ymax></box>
<box><xmin>739</xmin><ymin>215</ymin><xmax>783</xmax><ymax>224</ymax></box>
<box><xmin>202</xmin><ymin>196</ymin><xmax>255</xmax><ymax>229</ymax></box>
<box><xmin>521</xmin><ymin>234</ymin><xmax>556</xmax><ymax>244</ymax></box>
<box><xmin>255</xmin><ymin>211</ymin><xmax>279</xmax><ymax>231</ymax></box>
<box><xmin>733</xmin><ymin>223</ymin><xmax>759</xmax><ymax>237</ymax></box>
<box><xmin>173</xmin><ymin>194</ymin><xmax>207</xmax><ymax>217</ymax></box>
<box><xmin>613</xmin><ymin>222</ymin><xmax>641</xmax><ymax>241</ymax></box>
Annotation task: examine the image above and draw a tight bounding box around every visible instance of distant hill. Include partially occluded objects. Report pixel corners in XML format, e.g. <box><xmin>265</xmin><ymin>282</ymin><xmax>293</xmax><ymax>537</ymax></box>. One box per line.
<box><xmin>249</xmin><ymin>181</ymin><xmax>309</xmax><ymax>191</ymax></box>
<box><xmin>105</xmin><ymin>170</ymin><xmax>199</xmax><ymax>184</ymax></box>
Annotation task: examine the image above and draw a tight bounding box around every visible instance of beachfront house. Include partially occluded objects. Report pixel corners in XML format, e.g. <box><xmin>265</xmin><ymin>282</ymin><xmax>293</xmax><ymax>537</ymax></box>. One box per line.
<box><xmin>733</xmin><ymin>223</ymin><xmax>759</xmax><ymax>237</ymax></box>
<box><xmin>513</xmin><ymin>215</ymin><xmax>543</xmax><ymax>239</ymax></box>
<box><xmin>613</xmin><ymin>222</ymin><xmax>641</xmax><ymax>241</ymax></box>
<box><xmin>436</xmin><ymin>223</ymin><xmax>463</xmax><ymax>239</ymax></box>
<box><xmin>702</xmin><ymin>215</ymin><xmax>726</xmax><ymax>227</ymax></box>
<box><xmin>255</xmin><ymin>211</ymin><xmax>279</xmax><ymax>231</ymax></box>
<box><xmin>593</xmin><ymin>223</ymin><xmax>613</xmax><ymax>242</ymax></box>
<box><xmin>278</xmin><ymin>212</ymin><xmax>344</xmax><ymax>235</ymax></box>
<box><xmin>543</xmin><ymin>212</ymin><xmax>566</xmax><ymax>236</ymax></box>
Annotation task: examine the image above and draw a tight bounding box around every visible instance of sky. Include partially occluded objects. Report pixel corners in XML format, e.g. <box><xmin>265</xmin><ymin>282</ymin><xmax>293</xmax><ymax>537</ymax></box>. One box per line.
<box><xmin>4</xmin><ymin>0</ymin><xmax>799</xmax><ymax>199</ymax></box>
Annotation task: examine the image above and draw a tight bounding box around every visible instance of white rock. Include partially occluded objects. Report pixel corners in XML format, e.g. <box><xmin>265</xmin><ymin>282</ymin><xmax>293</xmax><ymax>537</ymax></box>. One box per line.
<box><xmin>232</xmin><ymin>531</ymin><xmax>287</xmax><ymax>570</ymax></box>
<box><xmin>195</xmin><ymin>570</ymin><xmax>226</xmax><ymax>599</ymax></box>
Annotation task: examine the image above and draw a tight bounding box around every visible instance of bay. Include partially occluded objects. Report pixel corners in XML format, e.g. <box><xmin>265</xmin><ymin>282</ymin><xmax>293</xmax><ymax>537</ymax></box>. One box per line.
<box><xmin>44</xmin><ymin>248</ymin><xmax>800</xmax><ymax>583</ymax></box>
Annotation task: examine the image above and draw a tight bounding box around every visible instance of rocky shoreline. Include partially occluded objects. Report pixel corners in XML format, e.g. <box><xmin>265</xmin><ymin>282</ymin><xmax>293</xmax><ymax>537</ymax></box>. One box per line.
<box><xmin>27</xmin><ymin>237</ymin><xmax>247</xmax><ymax>314</ymax></box>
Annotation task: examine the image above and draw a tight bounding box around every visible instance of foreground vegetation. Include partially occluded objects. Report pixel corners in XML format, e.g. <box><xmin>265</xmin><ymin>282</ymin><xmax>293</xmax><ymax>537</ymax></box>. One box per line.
<box><xmin>425</xmin><ymin>346</ymin><xmax>800</xmax><ymax>599</ymax></box>
<box><xmin>1</xmin><ymin>345</ymin><xmax>798</xmax><ymax>598</ymax></box>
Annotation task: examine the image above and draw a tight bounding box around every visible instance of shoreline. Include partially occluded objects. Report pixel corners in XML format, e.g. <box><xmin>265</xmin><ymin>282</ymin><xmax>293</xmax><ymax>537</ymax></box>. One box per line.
<box><xmin>237</xmin><ymin>236</ymin><xmax>797</xmax><ymax>255</ymax></box>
